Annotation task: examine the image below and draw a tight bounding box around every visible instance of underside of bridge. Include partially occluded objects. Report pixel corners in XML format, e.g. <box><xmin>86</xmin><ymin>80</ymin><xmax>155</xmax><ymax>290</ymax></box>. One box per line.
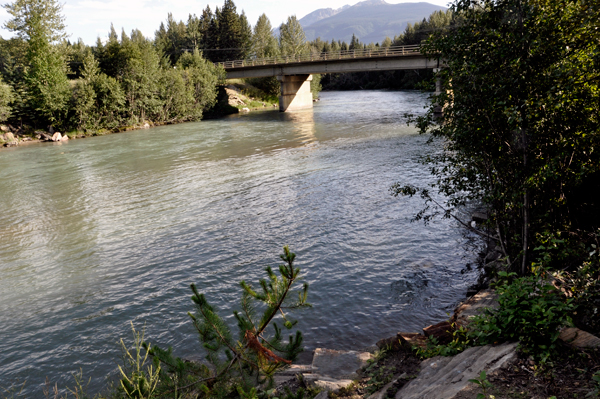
<box><xmin>224</xmin><ymin>55</ymin><xmax>442</xmax><ymax>112</ymax></box>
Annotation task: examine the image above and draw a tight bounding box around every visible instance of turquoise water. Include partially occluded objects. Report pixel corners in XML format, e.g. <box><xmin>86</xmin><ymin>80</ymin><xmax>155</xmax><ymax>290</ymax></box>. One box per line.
<box><xmin>0</xmin><ymin>90</ymin><xmax>480</xmax><ymax>394</ymax></box>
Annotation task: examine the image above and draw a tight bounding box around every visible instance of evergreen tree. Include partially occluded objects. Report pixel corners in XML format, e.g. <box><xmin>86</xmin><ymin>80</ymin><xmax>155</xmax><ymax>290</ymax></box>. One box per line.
<box><xmin>4</xmin><ymin>0</ymin><xmax>70</xmax><ymax>126</ymax></box>
<box><xmin>209</xmin><ymin>0</ymin><xmax>248</xmax><ymax>62</ymax></box>
<box><xmin>279</xmin><ymin>15</ymin><xmax>307</xmax><ymax>57</ymax></box>
<box><xmin>0</xmin><ymin>75</ymin><xmax>14</xmax><ymax>122</ymax></box>
<box><xmin>251</xmin><ymin>14</ymin><xmax>278</xmax><ymax>59</ymax></box>
<box><xmin>349</xmin><ymin>33</ymin><xmax>360</xmax><ymax>50</ymax></box>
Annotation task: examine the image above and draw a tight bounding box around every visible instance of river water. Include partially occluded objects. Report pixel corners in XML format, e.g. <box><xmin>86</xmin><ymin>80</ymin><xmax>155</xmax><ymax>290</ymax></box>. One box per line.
<box><xmin>0</xmin><ymin>91</ymin><xmax>480</xmax><ymax>394</ymax></box>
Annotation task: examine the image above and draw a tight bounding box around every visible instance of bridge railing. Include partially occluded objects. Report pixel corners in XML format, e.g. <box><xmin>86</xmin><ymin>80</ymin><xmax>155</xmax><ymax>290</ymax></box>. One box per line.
<box><xmin>216</xmin><ymin>44</ymin><xmax>421</xmax><ymax>69</ymax></box>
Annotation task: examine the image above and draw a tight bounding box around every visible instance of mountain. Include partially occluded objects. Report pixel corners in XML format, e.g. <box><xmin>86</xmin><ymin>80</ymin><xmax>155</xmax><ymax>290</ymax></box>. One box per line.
<box><xmin>300</xmin><ymin>1</ymin><xmax>447</xmax><ymax>44</ymax></box>
<box><xmin>298</xmin><ymin>5</ymin><xmax>351</xmax><ymax>27</ymax></box>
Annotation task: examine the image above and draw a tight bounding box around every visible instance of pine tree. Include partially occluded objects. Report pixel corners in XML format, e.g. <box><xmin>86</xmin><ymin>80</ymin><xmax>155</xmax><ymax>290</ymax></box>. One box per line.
<box><xmin>279</xmin><ymin>16</ymin><xmax>307</xmax><ymax>58</ymax></box>
<box><xmin>251</xmin><ymin>14</ymin><xmax>278</xmax><ymax>59</ymax></box>
<box><xmin>142</xmin><ymin>247</ymin><xmax>310</xmax><ymax>398</ymax></box>
<box><xmin>3</xmin><ymin>0</ymin><xmax>70</xmax><ymax>126</ymax></box>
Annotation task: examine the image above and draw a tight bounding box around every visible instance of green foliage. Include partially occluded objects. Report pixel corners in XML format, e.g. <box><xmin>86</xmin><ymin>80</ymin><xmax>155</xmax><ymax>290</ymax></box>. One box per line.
<box><xmin>279</xmin><ymin>16</ymin><xmax>308</xmax><ymax>57</ymax></box>
<box><xmin>413</xmin><ymin>324</ymin><xmax>471</xmax><ymax>359</ymax></box>
<box><xmin>0</xmin><ymin>76</ymin><xmax>14</xmax><ymax>122</ymax></box>
<box><xmin>252</xmin><ymin>14</ymin><xmax>279</xmax><ymax>59</ymax></box>
<box><xmin>363</xmin><ymin>353</ymin><xmax>396</xmax><ymax>396</ymax></box>
<box><xmin>407</xmin><ymin>0</ymin><xmax>600</xmax><ymax>274</ymax></box>
<box><xmin>470</xmin><ymin>272</ymin><xmax>574</xmax><ymax>363</ymax></box>
<box><xmin>552</xmin><ymin>231</ymin><xmax>600</xmax><ymax>336</ymax></box>
<box><xmin>468</xmin><ymin>370</ymin><xmax>492</xmax><ymax>399</ymax></box>
<box><xmin>310</xmin><ymin>74</ymin><xmax>321</xmax><ymax>100</ymax></box>
<box><xmin>144</xmin><ymin>246</ymin><xmax>311</xmax><ymax>398</ymax></box>
<box><xmin>3</xmin><ymin>0</ymin><xmax>67</xmax><ymax>43</ymax></box>
<box><xmin>118</xmin><ymin>323</ymin><xmax>161</xmax><ymax>399</ymax></box>
<box><xmin>587</xmin><ymin>370</ymin><xmax>600</xmax><ymax>398</ymax></box>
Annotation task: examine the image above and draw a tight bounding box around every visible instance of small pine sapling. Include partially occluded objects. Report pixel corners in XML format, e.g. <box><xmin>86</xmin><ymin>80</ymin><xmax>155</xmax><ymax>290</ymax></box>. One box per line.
<box><xmin>146</xmin><ymin>246</ymin><xmax>311</xmax><ymax>397</ymax></box>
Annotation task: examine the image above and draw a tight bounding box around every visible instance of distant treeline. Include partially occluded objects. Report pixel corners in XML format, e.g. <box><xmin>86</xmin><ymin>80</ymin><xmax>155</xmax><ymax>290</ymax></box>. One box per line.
<box><xmin>313</xmin><ymin>10</ymin><xmax>453</xmax><ymax>91</ymax></box>
<box><xmin>0</xmin><ymin>0</ymin><xmax>320</xmax><ymax>134</ymax></box>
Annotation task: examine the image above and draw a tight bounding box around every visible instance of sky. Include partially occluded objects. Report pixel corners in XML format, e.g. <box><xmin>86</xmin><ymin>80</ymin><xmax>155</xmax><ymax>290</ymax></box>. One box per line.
<box><xmin>0</xmin><ymin>0</ymin><xmax>451</xmax><ymax>45</ymax></box>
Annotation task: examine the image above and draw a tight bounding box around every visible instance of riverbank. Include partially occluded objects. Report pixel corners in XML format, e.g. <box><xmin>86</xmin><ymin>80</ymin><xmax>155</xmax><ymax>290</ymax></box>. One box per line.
<box><xmin>0</xmin><ymin>81</ymin><xmax>283</xmax><ymax>149</ymax></box>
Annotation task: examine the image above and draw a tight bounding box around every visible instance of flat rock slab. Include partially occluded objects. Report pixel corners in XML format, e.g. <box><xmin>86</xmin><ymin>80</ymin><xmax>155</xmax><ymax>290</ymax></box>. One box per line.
<box><xmin>559</xmin><ymin>327</ymin><xmax>600</xmax><ymax>348</ymax></box>
<box><xmin>395</xmin><ymin>342</ymin><xmax>517</xmax><ymax>399</ymax></box>
<box><xmin>311</xmin><ymin>348</ymin><xmax>372</xmax><ymax>380</ymax></box>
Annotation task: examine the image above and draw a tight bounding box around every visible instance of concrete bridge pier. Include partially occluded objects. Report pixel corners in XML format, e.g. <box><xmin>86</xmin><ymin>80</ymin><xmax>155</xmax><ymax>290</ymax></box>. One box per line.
<box><xmin>278</xmin><ymin>74</ymin><xmax>313</xmax><ymax>112</ymax></box>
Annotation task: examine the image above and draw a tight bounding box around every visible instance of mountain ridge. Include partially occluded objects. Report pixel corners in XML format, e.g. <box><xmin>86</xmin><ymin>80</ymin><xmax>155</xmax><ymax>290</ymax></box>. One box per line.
<box><xmin>298</xmin><ymin>1</ymin><xmax>446</xmax><ymax>44</ymax></box>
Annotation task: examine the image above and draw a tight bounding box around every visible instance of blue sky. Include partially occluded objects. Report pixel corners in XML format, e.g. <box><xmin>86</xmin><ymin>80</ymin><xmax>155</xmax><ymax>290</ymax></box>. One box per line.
<box><xmin>0</xmin><ymin>0</ymin><xmax>451</xmax><ymax>45</ymax></box>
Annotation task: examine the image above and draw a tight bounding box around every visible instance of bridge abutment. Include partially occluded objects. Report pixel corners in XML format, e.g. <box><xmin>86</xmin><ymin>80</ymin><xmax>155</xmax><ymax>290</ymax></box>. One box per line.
<box><xmin>278</xmin><ymin>74</ymin><xmax>313</xmax><ymax>112</ymax></box>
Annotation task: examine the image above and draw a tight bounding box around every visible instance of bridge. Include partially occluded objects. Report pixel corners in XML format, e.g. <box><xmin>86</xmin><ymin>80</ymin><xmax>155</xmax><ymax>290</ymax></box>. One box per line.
<box><xmin>217</xmin><ymin>45</ymin><xmax>442</xmax><ymax>112</ymax></box>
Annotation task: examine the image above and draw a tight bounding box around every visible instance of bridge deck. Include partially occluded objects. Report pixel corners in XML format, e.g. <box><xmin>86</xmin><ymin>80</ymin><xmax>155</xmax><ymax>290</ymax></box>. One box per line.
<box><xmin>217</xmin><ymin>45</ymin><xmax>441</xmax><ymax>79</ymax></box>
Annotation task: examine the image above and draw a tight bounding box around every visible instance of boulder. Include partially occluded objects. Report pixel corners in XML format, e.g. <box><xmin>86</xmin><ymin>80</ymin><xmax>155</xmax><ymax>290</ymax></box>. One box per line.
<box><xmin>241</xmin><ymin>107</ymin><xmax>250</xmax><ymax>112</ymax></box>
<box><xmin>423</xmin><ymin>321</ymin><xmax>454</xmax><ymax>345</ymax></box>
<box><xmin>395</xmin><ymin>342</ymin><xmax>518</xmax><ymax>399</ymax></box>
<box><xmin>61</xmin><ymin>134</ymin><xmax>69</xmax><ymax>141</ymax></box>
<box><xmin>51</xmin><ymin>132</ymin><xmax>62</xmax><ymax>142</ymax></box>
<box><xmin>38</xmin><ymin>131</ymin><xmax>52</xmax><ymax>141</ymax></box>
<box><xmin>3</xmin><ymin>132</ymin><xmax>14</xmax><ymax>142</ymax></box>
<box><xmin>0</xmin><ymin>125</ymin><xmax>8</xmax><ymax>132</ymax></box>
<box><xmin>143</xmin><ymin>122</ymin><xmax>150</xmax><ymax>129</ymax></box>
<box><xmin>559</xmin><ymin>327</ymin><xmax>600</xmax><ymax>348</ymax></box>
<box><xmin>398</xmin><ymin>333</ymin><xmax>428</xmax><ymax>350</ymax></box>
<box><xmin>377</xmin><ymin>334</ymin><xmax>403</xmax><ymax>351</ymax></box>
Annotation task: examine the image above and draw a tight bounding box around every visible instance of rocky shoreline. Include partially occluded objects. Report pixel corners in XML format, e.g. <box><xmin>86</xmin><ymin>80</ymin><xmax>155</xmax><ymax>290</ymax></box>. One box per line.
<box><xmin>274</xmin><ymin>213</ymin><xmax>600</xmax><ymax>399</ymax></box>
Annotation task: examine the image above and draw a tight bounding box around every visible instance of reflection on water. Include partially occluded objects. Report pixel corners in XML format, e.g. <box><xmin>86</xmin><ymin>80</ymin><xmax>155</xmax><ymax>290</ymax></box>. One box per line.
<box><xmin>0</xmin><ymin>91</ymin><xmax>481</xmax><ymax>395</ymax></box>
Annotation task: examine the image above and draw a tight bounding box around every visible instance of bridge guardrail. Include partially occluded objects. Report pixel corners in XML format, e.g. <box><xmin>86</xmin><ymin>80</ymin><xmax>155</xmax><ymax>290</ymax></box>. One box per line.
<box><xmin>216</xmin><ymin>44</ymin><xmax>422</xmax><ymax>69</ymax></box>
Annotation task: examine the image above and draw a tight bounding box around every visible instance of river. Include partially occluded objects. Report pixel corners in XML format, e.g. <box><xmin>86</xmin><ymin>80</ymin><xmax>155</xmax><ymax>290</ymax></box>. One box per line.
<box><xmin>0</xmin><ymin>90</ymin><xmax>480</xmax><ymax>394</ymax></box>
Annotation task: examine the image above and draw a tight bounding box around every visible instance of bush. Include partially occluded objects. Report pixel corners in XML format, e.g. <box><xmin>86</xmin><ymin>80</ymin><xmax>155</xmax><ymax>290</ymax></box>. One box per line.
<box><xmin>470</xmin><ymin>272</ymin><xmax>574</xmax><ymax>363</ymax></box>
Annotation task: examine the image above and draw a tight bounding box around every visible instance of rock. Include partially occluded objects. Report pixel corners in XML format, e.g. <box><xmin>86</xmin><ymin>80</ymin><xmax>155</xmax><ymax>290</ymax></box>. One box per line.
<box><xmin>304</xmin><ymin>348</ymin><xmax>372</xmax><ymax>393</ymax></box>
<box><xmin>312</xmin><ymin>348</ymin><xmax>371</xmax><ymax>380</ymax></box>
<box><xmin>241</xmin><ymin>107</ymin><xmax>250</xmax><ymax>112</ymax></box>
<box><xmin>61</xmin><ymin>134</ymin><xmax>69</xmax><ymax>141</ymax></box>
<box><xmin>51</xmin><ymin>132</ymin><xmax>62</xmax><ymax>142</ymax></box>
<box><xmin>399</xmin><ymin>333</ymin><xmax>428</xmax><ymax>350</ymax></box>
<box><xmin>3</xmin><ymin>132</ymin><xmax>14</xmax><ymax>142</ymax></box>
<box><xmin>559</xmin><ymin>327</ymin><xmax>600</xmax><ymax>348</ymax></box>
<box><xmin>368</xmin><ymin>374</ymin><xmax>408</xmax><ymax>399</ymax></box>
<box><xmin>0</xmin><ymin>125</ymin><xmax>8</xmax><ymax>132</ymax></box>
<box><xmin>452</xmin><ymin>289</ymin><xmax>499</xmax><ymax>328</ymax></box>
<box><xmin>313</xmin><ymin>391</ymin><xmax>328</xmax><ymax>399</ymax></box>
<box><xmin>21</xmin><ymin>137</ymin><xmax>32</xmax><ymax>142</ymax></box>
<box><xmin>308</xmin><ymin>376</ymin><xmax>354</xmax><ymax>393</ymax></box>
<box><xmin>143</xmin><ymin>122</ymin><xmax>150</xmax><ymax>129</ymax></box>
<box><xmin>423</xmin><ymin>321</ymin><xmax>454</xmax><ymax>345</ymax></box>
<box><xmin>39</xmin><ymin>131</ymin><xmax>53</xmax><ymax>141</ymax></box>
<box><xmin>377</xmin><ymin>334</ymin><xmax>403</xmax><ymax>351</ymax></box>
<box><xmin>3</xmin><ymin>141</ymin><xmax>17</xmax><ymax>147</ymax></box>
<box><xmin>395</xmin><ymin>342</ymin><xmax>518</xmax><ymax>399</ymax></box>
